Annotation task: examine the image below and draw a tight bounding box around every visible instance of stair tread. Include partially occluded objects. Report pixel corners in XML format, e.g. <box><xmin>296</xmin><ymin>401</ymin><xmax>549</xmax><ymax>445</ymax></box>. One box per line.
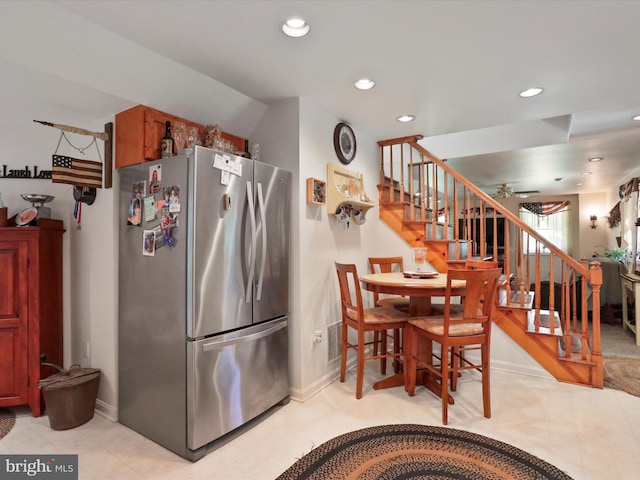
<box><xmin>403</xmin><ymin>219</ymin><xmax>430</xmax><ymax>225</ymax></box>
<box><xmin>497</xmin><ymin>291</ymin><xmax>535</xmax><ymax>311</ymax></box>
<box><xmin>525</xmin><ymin>327</ymin><xmax>564</xmax><ymax>337</ymax></box>
<box><xmin>558</xmin><ymin>353</ymin><xmax>596</xmax><ymax>366</ymax></box>
<box><xmin>526</xmin><ymin>309</ymin><xmax>562</xmax><ymax>334</ymax></box>
<box><xmin>509</xmin><ymin>291</ymin><xmax>535</xmax><ymax>309</ymax></box>
<box><xmin>376</xmin><ymin>155</ymin><xmax>602</xmax><ymax>388</ymax></box>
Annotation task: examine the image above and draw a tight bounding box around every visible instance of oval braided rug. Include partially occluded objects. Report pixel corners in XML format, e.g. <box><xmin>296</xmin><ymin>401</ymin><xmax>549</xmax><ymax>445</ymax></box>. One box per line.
<box><xmin>277</xmin><ymin>424</ymin><xmax>572</xmax><ymax>480</ymax></box>
<box><xmin>603</xmin><ymin>356</ymin><xmax>640</xmax><ymax>397</ymax></box>
<box><xmin>0</xmin><ymin>408</ymin><xmax>16</xmax><ymax>441</ymax></box>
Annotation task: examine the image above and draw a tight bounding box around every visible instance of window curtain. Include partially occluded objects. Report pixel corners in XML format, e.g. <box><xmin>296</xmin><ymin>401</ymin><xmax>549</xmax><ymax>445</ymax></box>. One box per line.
<box><xmin>519</xmin><ymin>201</ymin><xmax>571</xmax><ymax>253</ymax></box>
<box><xmin>519</xmin><ymin>201</ymin><xmax>570</xmax><ymax>216</ymax></box>
<box><xmin>607</xmin><ymin>202</ymin><xmax>621</xmax><ymax>229</ymax></box>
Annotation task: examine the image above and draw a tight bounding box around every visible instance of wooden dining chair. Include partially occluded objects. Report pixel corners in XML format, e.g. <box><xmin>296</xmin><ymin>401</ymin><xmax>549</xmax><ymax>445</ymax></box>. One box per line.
<box><xmin>451</xmin><ymin>260</ymin><xmax>502</xmax><ymax>391</ymax></box>
<box><xmin>367</xmin><ymin>257</ymin><xmax>410</xmax><ymax>311</ymax></box>
<box><xmin>431</xmin><ymin>259</ymin><xmax>499</xmax><ymax>314</ymax></box>
<box><xmin>403</xmin><ymin>267</ymin><xmax>502</xmax><ymax>424</ymax></box>
<box><xmin>368</xmin><ymin>256</ymin><xmax>409</xmax><ymax>374</ymax></box>
<box><xmin>335</xmin><ymin>262</ymin><xmax>408</xmax><ymax>399</ymax></box>
<box><xmin>430</xmin><ymin>259</ymin><xmax>500</xmax><ymax>387</ymax></box>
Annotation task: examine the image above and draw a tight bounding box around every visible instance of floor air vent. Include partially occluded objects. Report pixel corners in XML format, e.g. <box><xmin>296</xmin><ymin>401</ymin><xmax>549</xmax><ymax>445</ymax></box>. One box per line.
<box><xmin>327</xmin><ymin>322</ymin><xmax>341</xmax><ymax>363</ymax></box>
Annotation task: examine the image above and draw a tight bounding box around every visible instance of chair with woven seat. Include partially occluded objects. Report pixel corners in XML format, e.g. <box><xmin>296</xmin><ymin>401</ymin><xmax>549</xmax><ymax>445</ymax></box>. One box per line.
<box><xmin>430</xmin><ymin>259</ymin><xmax>499</xmax><ymax>316</ymax></box>
<box><xmin>368</xmin><ymin>256</ymin><xmax>409</xmax><ymax>374</ymax></box>
<box><xmin>335</xmin><ymin>262</ymin><xmax>408</xmax><ymax>399</ymax></box>
<box><xmin>404</xmin><ymin>267</ymin><xmax>502</xmax><ymax>424</ymax></box>
<box><xmin>367</xmin><ymin>257</ymin><xmax>410</xmax><ymax>311</ymax></box>
<box><xmin>430</xmin><ymin>260</ymin><xmax>500</xmax><ymax>389</ymax></box>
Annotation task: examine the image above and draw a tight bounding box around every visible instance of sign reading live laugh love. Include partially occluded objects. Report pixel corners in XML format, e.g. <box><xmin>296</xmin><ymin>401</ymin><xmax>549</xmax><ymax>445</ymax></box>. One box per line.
<box><xmin>0</xmin><ymin>165</ymin><xmax>52</xmax><ymax>179</ymax></box>
<box><xmin>1</xmin><ymin>455</ymin><xmax>78</xmax><ymax>479</ymax></box>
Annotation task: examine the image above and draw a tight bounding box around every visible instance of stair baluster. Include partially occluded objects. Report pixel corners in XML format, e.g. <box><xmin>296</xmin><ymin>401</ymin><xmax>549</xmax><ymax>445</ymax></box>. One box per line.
<box><xmin>376</xmin><ymin>136</ymin><xmax>603</xmax><ymax>388</ymax></box>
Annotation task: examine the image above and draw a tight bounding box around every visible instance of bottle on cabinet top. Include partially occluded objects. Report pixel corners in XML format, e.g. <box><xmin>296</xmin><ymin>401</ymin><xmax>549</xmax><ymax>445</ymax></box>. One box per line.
<box><xmin>161</xmin><ymin>121</ymin><xmax>173</xmax><ymax>158</ymax></box>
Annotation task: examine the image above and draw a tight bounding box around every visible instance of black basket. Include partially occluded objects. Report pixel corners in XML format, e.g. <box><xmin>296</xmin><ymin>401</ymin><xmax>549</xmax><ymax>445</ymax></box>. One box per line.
<box><xmin>38</xmin><ymin>364</ymin><xmax>101</xmax><ymax>430</ymax></box>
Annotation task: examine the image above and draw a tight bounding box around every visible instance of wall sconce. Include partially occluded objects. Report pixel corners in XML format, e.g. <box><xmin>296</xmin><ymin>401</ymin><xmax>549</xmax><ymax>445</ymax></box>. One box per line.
<box><xmin>590</xmin><ymin>215</ymin><xmax>598</xmax><ymax>229</ymax></box>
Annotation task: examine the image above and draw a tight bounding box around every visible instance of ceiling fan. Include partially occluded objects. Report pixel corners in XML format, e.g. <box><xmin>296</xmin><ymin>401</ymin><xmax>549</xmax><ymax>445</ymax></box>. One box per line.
<box><xmin>491</xmin><ymin>183</ymin><xmax>540</xmax><ymax>199</ymax></box>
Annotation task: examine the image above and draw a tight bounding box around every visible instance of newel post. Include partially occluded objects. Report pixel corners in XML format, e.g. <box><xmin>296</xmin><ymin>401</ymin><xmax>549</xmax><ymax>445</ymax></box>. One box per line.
<box><xmin>589</xmin><ymin>260</ymin><xmax>604</xmax><ymax>388</ymax></box>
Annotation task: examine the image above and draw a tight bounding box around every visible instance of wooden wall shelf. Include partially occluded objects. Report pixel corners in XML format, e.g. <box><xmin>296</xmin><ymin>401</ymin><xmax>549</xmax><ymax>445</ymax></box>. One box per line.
<box><xmin>326</xmin><ymin>164</ymin><xmax>374</xmax><ymax>217</ymax></box>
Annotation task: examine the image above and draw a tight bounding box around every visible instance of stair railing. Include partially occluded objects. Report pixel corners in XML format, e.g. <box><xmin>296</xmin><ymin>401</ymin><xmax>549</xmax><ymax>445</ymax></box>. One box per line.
<box><xmin>377</xmin><ymin>136</ymin><xmax>603</xmax><ymax>372</ymax></box>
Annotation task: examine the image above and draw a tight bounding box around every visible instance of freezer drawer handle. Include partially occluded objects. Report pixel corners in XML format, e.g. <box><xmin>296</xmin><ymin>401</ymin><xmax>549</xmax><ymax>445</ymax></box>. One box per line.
<box><xmin>201</xmin><ymin>321</ymin><xmax>287</xmax><ymax>351</ymax></box>
<box><xmin>245</xmin><ymin>181</ymin><xmax>257</xmax><ymax>304</ymax></box>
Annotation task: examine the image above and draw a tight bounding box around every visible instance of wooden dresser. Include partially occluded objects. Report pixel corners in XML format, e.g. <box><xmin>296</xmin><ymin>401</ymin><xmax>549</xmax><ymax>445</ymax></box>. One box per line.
<box><xmin>0</xmin><ymin>218</ymin><xmax>64</xmax><ymax>416</ymax></box>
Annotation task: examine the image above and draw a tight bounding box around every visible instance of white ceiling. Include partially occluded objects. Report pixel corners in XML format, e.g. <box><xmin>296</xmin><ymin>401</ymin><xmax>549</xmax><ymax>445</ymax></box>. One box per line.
<box><xmin>4</xmin><ymin>1</ymin><xmax>640</xmax><ymax>197</ymax></box>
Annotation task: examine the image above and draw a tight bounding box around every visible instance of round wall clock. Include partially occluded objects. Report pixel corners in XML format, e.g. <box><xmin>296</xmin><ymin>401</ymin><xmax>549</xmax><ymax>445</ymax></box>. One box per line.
<box><xmin>333</xmin><ymin>123</ymin><xmax>357</xmax><ymax>164</ymax></box>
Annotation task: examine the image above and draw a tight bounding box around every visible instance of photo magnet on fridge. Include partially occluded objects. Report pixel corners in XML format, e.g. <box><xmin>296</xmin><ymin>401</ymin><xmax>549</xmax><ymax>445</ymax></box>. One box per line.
<box><xmin>168</xmin><ymin>185</ymin><xmax>181</xmax><ymax>213</ymax></box>
<box><xmin>143</xmin><ymin>230</ymin><xmax>156</xmax><ymax>256</ymax></box>
<box><xmin>152</xmin><ymin>224</ymin><xmax>164</xmax><ymax>250</ymax></box>
<box><xmin>128</xmin><ymin>198</ymin><xmax>142</xmax><ymax>226</ymax></box>
<box><xmin>132</xmin><ymin>181</ymin><xmax>146</xmax><ymax>200</ymax></box>
<box><xmin>149</xmin><ymin>165</ymin><xmax>162</xmax><ymax>194</ymax></box>
<box><xmin>144</xmin><ymin>196</ymin><xmax>156</xmax><ymax>222</ymax></box>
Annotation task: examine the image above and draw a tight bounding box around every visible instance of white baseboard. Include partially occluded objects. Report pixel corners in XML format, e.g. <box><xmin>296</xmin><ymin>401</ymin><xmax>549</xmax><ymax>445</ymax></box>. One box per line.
<box><xmin>289</xmin><ymin>357</ymin><xmax>357</xmax><ymax>402</ymax></box>
<box><xmin>290</xmin><ymin>354</ymin><xmax>553</xmax><ymax>404</ymax></box>
<box><xmin>462</xmin><ymin>353</ymin><xmax>553</xmax><ymax>380</ymax></box>
<box><xmin>490</xmin><ymin>359</ymin><xmax>554</xmax><ymax>380</ymax></box>
<box><xmin>94</xmin><ymin>398</ymin><xmax>118</xmax><ymax>422</ymax></box>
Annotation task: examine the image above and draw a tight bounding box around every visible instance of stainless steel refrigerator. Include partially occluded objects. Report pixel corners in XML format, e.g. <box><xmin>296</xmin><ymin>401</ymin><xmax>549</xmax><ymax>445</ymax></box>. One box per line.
<box><xmin>118</xmin><ymin>146</ymin><xmax>291</xmax><ymax>461</ymax></box>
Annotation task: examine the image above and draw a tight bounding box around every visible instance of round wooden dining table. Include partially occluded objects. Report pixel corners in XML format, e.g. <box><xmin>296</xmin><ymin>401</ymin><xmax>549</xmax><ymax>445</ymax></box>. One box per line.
<box><xmin>359</xmin><ymin>271</ymin><xmax>467</xmax><ymax>398</ymax></box>
<box><xmin>360</xmin><ymin>272</ymin><xmax>466</xmax><ymax>317</ymax></box>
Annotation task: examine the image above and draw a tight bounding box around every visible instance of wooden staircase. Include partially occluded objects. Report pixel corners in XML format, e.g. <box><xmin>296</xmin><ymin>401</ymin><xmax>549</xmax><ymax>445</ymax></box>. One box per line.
<box><xmin>377</xmin><ymin>136</ymin><xmax>603</xmax><ymax>388</ymax></box>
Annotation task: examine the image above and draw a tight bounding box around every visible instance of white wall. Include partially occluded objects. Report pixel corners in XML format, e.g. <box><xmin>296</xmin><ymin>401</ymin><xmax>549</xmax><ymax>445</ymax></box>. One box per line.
<box><xmin>252</xmin><ymin>97</ymin><xmax>419</xmax><ymax>399</ymax></box>
<box><xmin>0</xmin><ymin>1</ymin><xmax>266</xmax><ymax>420</ymax></box>
<box><xmin>250</xmin><ymin>98</ymin><xmax>302</xmax><ymax>391</ymax></box>
<box><xmin>2</xmin><ymin>1</ymin><xmax>595</xmax><ymax>417</ymax></box>
<box><xmin>296</xmin><ymin>98</ymin><xmax>422</xmax><ymax>397</ymax></box>
<box><xmin>0</xmin><ymin>95</ymin><xmax>556</xmax><ymax>414</ymax></box>
<box><xmin>577</xmin><ymin>192</ymin><xmax>609</xmax><ymax>259</ymax></box>
<box><xmin>250</xmin><ymin>97</ymin><xmax>552</xmax><ymax>399</ymax></box>
<box><xmin>0</xmin><ymin>112</ymin><xmax>119</xmax><ymax>417</ymax></box>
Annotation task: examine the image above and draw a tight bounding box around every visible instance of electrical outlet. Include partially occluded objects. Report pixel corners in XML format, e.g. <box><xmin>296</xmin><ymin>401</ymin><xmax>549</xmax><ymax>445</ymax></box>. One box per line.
<box><xmin>312</xmin><ymin>330</ymin><xmax>323</xmax><ymax>344</ymax></box>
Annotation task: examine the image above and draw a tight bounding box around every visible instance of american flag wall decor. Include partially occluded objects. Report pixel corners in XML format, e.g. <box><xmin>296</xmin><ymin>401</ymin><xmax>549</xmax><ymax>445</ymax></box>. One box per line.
<box><xmin>52</xmin><ymin>154</ymin><xmax>103</xmax><ymax>188</ymax></box>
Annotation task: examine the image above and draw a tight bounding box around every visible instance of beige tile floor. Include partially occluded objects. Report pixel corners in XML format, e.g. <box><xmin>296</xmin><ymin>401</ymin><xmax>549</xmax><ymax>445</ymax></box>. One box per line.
<box><xmin>2</xmin><ymin>364</ymin><xmax>640</xmax><ymax>480</ymax></box>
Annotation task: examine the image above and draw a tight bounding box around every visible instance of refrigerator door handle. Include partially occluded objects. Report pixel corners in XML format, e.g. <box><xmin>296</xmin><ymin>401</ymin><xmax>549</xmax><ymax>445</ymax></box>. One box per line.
<box><xmin>256</xmin><ymin>182</ymin><xmax>267</xmax><ymax>301</ymax></box>
<box><xmin>245</xmin><ymin>181</ymin><xmax>257</xmax><ymax>304</ymax></box>
<box><xmin>201</xmin><ymin>320</ymin><xmax>287</xmax><ymax>351</ymax></box>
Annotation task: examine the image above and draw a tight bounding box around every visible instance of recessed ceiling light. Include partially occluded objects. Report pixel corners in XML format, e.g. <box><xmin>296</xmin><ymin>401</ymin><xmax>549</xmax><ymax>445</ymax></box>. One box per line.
<box><xmin>519</xmin><ymin>87</ymin><xmax>544</xmax><ymax>98</ymax></box>
<box><xmin>281</xmin><ymin>18</ymin><xmax>310</xmax><ymax>38</ymax></box>
<box><xmin>633</xmin><ymin>114</ymin><xmax>640</xmax><ymax>121</ymax></box>
<box><xmin>588</xmin><ymin>157</ymin><xmax>604</xmax><ymax>162</ymax></box>
<box><xmin>353</xmin><ymin>79</ymin><xmax>375</xmax><ymax>90</ymax></box>
<box><xmin>576</xmin><ymin>182</ymin><xmax>583</xmax><ymax>186</ymax></box>
<box><xmin>581</xmin><ymin>171</ymin><xmax>592</xmax><ymax>176</ymax></box>
<box><xmin>397</xmin><ymin>115</ymin><xmax>415</xmax><ymax>122</ymax></box>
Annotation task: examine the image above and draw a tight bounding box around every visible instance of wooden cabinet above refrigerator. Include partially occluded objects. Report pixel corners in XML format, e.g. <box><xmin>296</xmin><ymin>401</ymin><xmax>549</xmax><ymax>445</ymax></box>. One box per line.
<box><xmin>115</xmin><ymin>104</ymin><xmax>247</xmax><ymax>169</ymax></box>
<box><xmin>115</xmin><ymin>105</ymin><xmax>202</xmax><ymax>168</ymax></box>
